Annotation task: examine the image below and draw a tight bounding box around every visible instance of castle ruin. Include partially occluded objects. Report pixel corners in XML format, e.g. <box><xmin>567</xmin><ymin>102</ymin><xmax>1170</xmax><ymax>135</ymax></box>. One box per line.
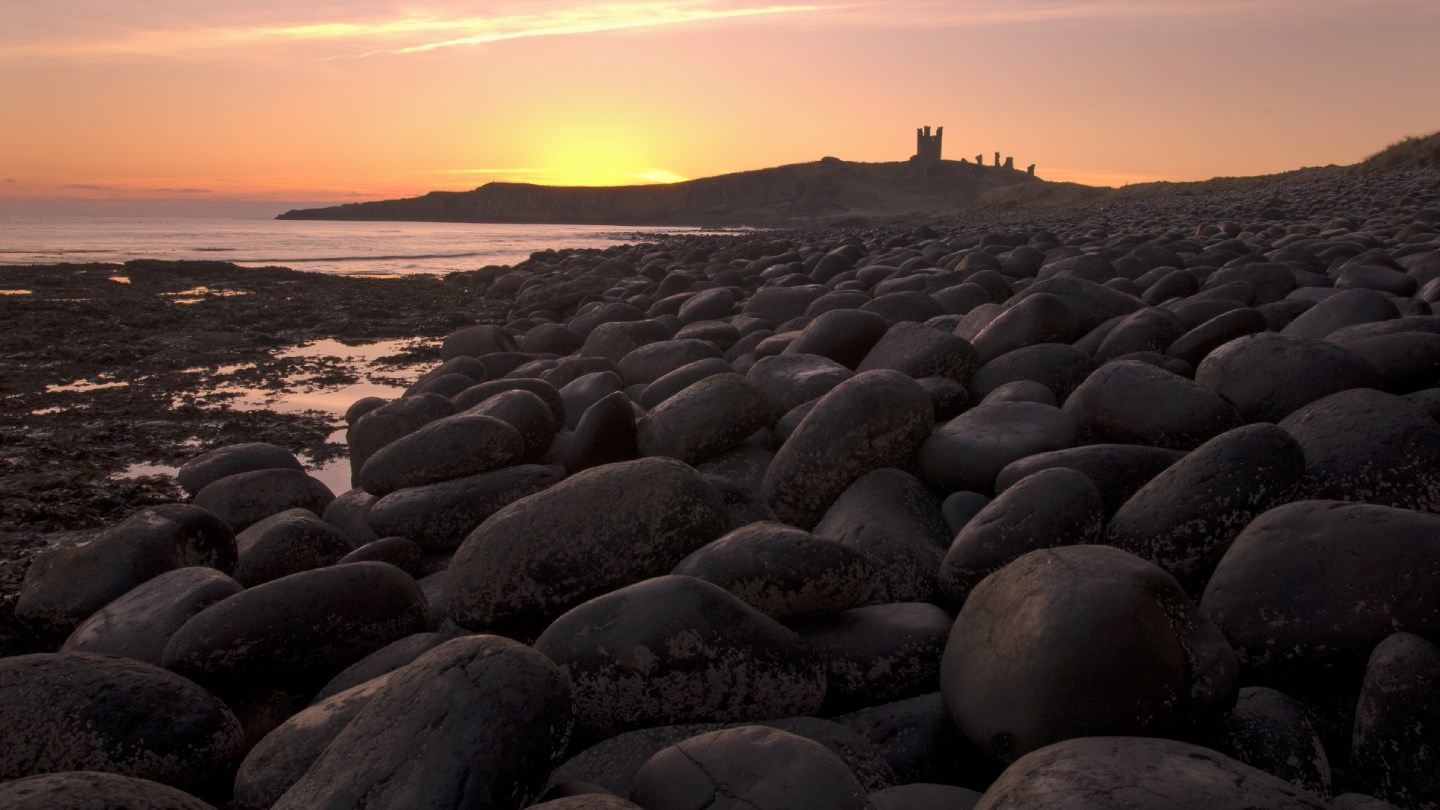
<box><xmin>915</xmin><ymin>126</ymin><xmax>943</xmax><ymax>163</ymax></box>
<box><xmin>914</xmin><ymin>126</ymin><xmax>1035</xmax><ymax>175</ymax></box>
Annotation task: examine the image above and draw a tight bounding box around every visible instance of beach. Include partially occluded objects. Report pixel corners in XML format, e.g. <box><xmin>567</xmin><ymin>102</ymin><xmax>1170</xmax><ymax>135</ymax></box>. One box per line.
<box><xmin>2</xmin><ymin>156</ymin><xmax>1440</xmax><ymax>807</ymax></box>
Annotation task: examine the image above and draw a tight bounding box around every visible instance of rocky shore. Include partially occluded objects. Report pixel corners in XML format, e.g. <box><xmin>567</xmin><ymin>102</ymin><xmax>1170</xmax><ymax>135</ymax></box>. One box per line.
<box><xmin>3</xmin><ymin>158</ymin><xmax>1440</xmax><ymax>808</ymax></box>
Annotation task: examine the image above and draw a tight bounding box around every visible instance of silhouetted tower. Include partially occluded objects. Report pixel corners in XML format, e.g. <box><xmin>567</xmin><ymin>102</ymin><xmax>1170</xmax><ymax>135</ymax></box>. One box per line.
<box><xmin>915</xmin><ymin>126</ymin><xmax>943</xmax><ymax>163</ymax></box>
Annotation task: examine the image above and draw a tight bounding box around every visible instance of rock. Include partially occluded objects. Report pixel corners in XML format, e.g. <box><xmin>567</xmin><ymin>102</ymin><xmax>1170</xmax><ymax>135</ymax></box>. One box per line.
<box><xmin>764</xmin><ymin>370</ymin><xmax>933</xmax><ymax>529</ymax></box>
<box><xmin>918</xmin><ymin>401</ymin><xmax>1078</xmax><ymax>493</ymax></box>
<box><xmin>272</xmin><ymin>635</ymin><xmax>573</xmax><ymax>810</ymax></box>
<box><xmin>1200</xmin><ymin>500</ymin><xmax>1440</xmax><ymax>689</ymax></box>
<box><xmin>163</xmin><ymin>562</ymin><xmax>430</xmax><ymax>694</ymax></box>
<box><xmin>671</xmin><ymin>522</ymin><xmax>875</xmax><ymax>619</ymax></box>
<box><xmin>550</xmin><ymin>718</ymin><xmax>892</xmax><ymax>798</ymax></box>
<box><xmin>321</xmin><ymin>488</ymin><xmax>378</xmax><ymax>546</ymax></box>
<box><xmin>177</xmin><ymin>442</ymin><xmax>302</xmax><ymax>496</ymax></box>
<box><xmin>969</xmin><ymin>343</ymin><xmax>1096</xmax><ymax>402</ymax></box>
<box><xmin>451</xmin><ymin>377</ymin><xmax>565</xmax><ymax>425</ymax></box>
<box><xmin>637</xmin><ymin>357</ymin><xmax>733</xmax><ymax>409</ymax></box>
<box><xmin>1194</xmin><ymin>332</ymin><xmax>1382</xmax><ymax>422</ymax></box>
<box><xmin>232</xmin><ymin>677</ymin><xmax>390</xmax><ymax>810</ymax></box>
<box><xmin>629</xmin><ymin>725</ymin><xmax>868</xmax><ymax>810</ymax></box>
<box><xmin>530</xmin><ymin>796</ymin><xmax>641</xmax><ymax>810</ymax></box>
<box><xmin>16</xmin><ymin>504</ymin><xmax>236</xmax><ymax>636</ymax></box>
<box><xmin>1278</xmin><ymin>388</ymin><xmax>1440</xmax><ymax>511</ymax></box>
<box><xmin>463</xmin><ymin>388</ymin><xmax>561</xmax><ymax>462</ymax></box>
<box><xmin>973</xmin><ymin>736</ymin><xmax>1327</xmax><ymax>809</ymax></box>
<box><xmin>441</xmin><ymin>323</ymin><xmax>517</xmax><ymax>360</ymax></box>
<box><xmin>580</xmin><ymin>320</ymin><xmax>672</xmax><ymax>364</ymax></box>
<box><xmin>978</xmin><ymin>379</ymin><xmax>1053</xmax><ymax>405</ymax></box>
<box><xmin>1204</xmin><ymin>261</ymin><xmax>1297</xmax><ymax>304</ymax></box>
<box><xmin>559</xmin><ymin>372</ymin><xmax>623</xmax><ymax>430</ymax></box>
<box><xmin>939</xmin><ymin>468</ymin><xmax>1103</xmax><ymax>604</ymax></box>
<box><xmin>534</xmin><ymin>576</ymin><xmax>825</xmax><ymax>743</ymax></box>
<box><xmin>799</xmin><ymin>602</ymin><xmax>952</xmax><ymax>713</ymax></box>
<box><xmin>871</xmin><ymin>783</ymin><xmax>983</xmax><ymax>810</ymax></box>
<box><xmin>365</xmin><ymin>464</ymin><xmax>565</xmax><ymax>552</ymax></box>
<box><xmin>1164</xmin><ymin>307</ymin><xmax>1269</xmax><ymax>367</ymax></box>
<box><xmin>1330</xmin><ymin>332</ymin><xmax>1440</xmax><ymax>394</ymax></box>
<box><xmin>1214</xmin><ymin>686</ymin><xmax>1331</xmax><ymax>797</ymax></box>
<box><xmin>61</xmin><ymin>567</ymin><xmax>242</xmax><ymax>665</ymax></box>
<box><xmin>1351</xmin><ymin>632</ymin><xmax>1440</xmax><ymax>810</ymax></box>
<box><xmin>835</xmin><ymin>692</ymin><xmax>982</xmax><ymax>786</ymax></box>
<box><xmin>192</xmin><ymin>468</ymin><xmax>335</xmax><ymax>532</ymax></box>
<box><xmin>336</xmin><ymin>536</ymin><xmax>423</xmax><ymax>577</ymax></box>
<box><xmin>782</xmin><ymin>309</ymin><xmax>889</xmax><ymax>368</ymax></box>
<box><xmin>1104</xmin><ymin>424</ymin><xmax>1305</xmax><ymax>591</ymax></box>
<box><xmin>941</xmin><ymin>545</ymin><xmax>1237</xmax><ymax>764</ymax></box>
<box><xmin>863</xmin><ymin>290</ymin><xmax>945</xmax><ymax>323</ymax></box>
<box><xmin>312</xmin><ymin>631</ymin><xmax>449</xmax><ymax>702</ymax></box>
<box><xmin>1006</xmin><ymin>276</ymin><xmax>1145</xmax><ymax>333</ymax></box>
<box><xmin>0</xmin><ymin>771</ymin><xmax>219</xmax><ymax>810</ymax></box>
<box><xmin>617</xmin><ymin>339</ymin><xmax>724</xmax><ymax>386</ymax></box>
<box><xmin>345</xmin><ymin>393</ymin><xmax>457</xmax><ymax>481</ymax></box>
<box><xmin>994</xmin><ymin>443</ymin><xmax>1185</xmax><ymax>518</ymax></box>
<box><xmin>512</xmin><ymin>275</ymin><xmax>610</xmax><ymax>319</ymax></box>
<box><xmin>447</xmin><ymin>457</ymin><xmax>725</xmax><ymax>637</ymax></box>
<box><xmin>970</xmin><ymin>293</ymin><xmax>1082</xmax><ymax>363</ymax></box>
<box><xmin>521</xmin><ymin>322</ymin><xmax>585</xmax><ymax>354</ymax></box>
<box><xmin>233</xmin><ymin>508</ymin><xmax>355</xmax><ymax>587</ymax></box>
<box><xmin>357</xmin><ymin>414</ymin><xmax>524</xmax><ymax>497</ymax></box>
<box><xmin>746</xmin><ymin>353</ymin><xmax>854</xmax><ymax>414</ymax></box>
<box><xmin>941</xmin><ymin>491</ymin><xmax>991</xmax><ymax>535</ymax></box>
<box><xmin>0</xmin><ymin>652</ymin><xmax>243</xmax><ymax>799</ymax></box>
<box><xmin>547</xmin><ymin>390</ymin><xmax>640</xmax><ymax>474</ymax></box>
<box><xmin>1093</xmin><ymin>307</ymin><xmax>1186</xmax><ymax>362</ymax></box>
<box><xmin>637</xmin><ymin>373</ymin><xmax>774</xmax><ymax>464</ymax></box>
<box><xmin>856</xmin><ymin>321</ymin><xmax>979</xmax><ymax>384</ymax></box>
<box><xmin>743</xmin><ymin>285</ymin><xmax>824</xmax><ymax>323</ymax></box>
<box><xmin>1281</xmin><ymin>288</ymin><xmax>1398</xmax><ymax>339</ymax></box>
<box><xmin>1064</xmin><ymin>360</ymin><xmax>1242</xmax><ymax>449</ymax></box>
<box><xmin>814</xmin><ymin>469</ymin><xmax>951</xmax><ymax>603</ymax></box>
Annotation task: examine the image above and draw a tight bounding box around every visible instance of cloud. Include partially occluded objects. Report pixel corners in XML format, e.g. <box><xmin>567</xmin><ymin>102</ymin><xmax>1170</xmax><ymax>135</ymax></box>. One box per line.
<box><xmin>0</xmin><ymin>2</ymin><xmax>827</xmax><ymax>61</ymax></box>
<box><xmin>2</xmin><ymin>177</ymin><xmax>14</xmax><ymax>184</ymax></box>
<box><xmin>63</xmin><ymin>183</ymin><xmax>122</xmax><ymax>191</ymax></box>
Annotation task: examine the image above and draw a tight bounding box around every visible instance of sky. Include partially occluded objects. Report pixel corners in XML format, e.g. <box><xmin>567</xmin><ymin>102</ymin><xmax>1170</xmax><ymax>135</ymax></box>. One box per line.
<box><xmin>2</xmin><ymin>0</ymin><xmax>1437</xmax><ymax>217</ymax></box>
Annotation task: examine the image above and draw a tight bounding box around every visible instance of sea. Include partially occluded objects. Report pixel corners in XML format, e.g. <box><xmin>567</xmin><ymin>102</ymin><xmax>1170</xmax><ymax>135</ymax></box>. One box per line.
<box><xmin>0</xmin><ymin>216</ymin><xmax>730</xmax><ymax>276</ymax></box>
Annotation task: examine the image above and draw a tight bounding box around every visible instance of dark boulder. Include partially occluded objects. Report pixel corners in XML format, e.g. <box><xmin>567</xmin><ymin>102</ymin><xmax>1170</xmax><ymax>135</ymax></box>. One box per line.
<box><xmin>192</xmin><ymin>468</ymin><xmax>335</xmax><ymax>532</ymax></box>
<box><xmin>994</xmin><ymin>443</ymin><xmax>1185</xmax><ymax>518</ymax></box>
<box><xmin>799</xmin><ymin>602</ymin><xmax>952</xmax><ymax>713</ymax></box>
<box><xmin>968</xmin><ymin>343</ymin><xmax>1097</xmax><ymax>402</ymax></box>
<box><xmin>939</xmin><ymin>467</ymin><xmax>1103</xmax><ymax>604</ymax></box>
<box><xmin>1278</xmin><ymin>388</ymin><xmax>1440</xmax><ymax>512</ymax></box>
<box><xmin>61</xmin><ymin>567</ymin><xmax>242</xmax><ymax>666</ymax></box>
<box><xmin>671</xmin><ymin>521</ymin><xmax>874</xmax><ymax>619</ymax></box>
<box><xmin>1104</xmin><ymin>424</ymin><xmax>1305</xmax><ymax>591</ymax></box>
<box><xmin>1064</xmin><ymin>360</ymin><xmax>1241</xmax><ymax>449</ymax></box>
<box><xmin>919</xmin><ymin>401</ymin><xmax>1078</xmax><ymax>493</ymax></box>
<box><xmin>16</xmin><ymin>504</ymin><xmax>236</xmax><ymax>636</ymax></box>
<box><xmin>177</xmin><ymin>442</ymin><xmax>302</xmax><ymax>496</ymax></box>
<box><xmin>941</xmin><ymin>545</ymin><xmax>1237</xmax><ymax>764</ymax></box>
<box><xmin>1195</xmin><ymin>332</ymin><xmax>1382</xmax><ymax>422</ymax></box>
<box><xmin>366</xmin><ymin>465</ymin><xmax>565</xmax><ymax>552</ymax></box>
<box><xmin>856</xmin><ymin>321</ymin><xmax>979</xmax><ymax>384</ymax></box>
<box><xmin>1200</xmin><ymin>500</ymin><xmax>1440</xmax><ymax>688</ymax></box>
<box><xmin>163</xmin><ymin>562</ymin><xmax>430</xmax><ymax>694</ymax></box>
<box><xmin>447</xmin><ymin>457</ymin><xmax>725</xmax><ymax>636</ymax></box>
<box><xmin>271</xmin><ymin>635</ymin><xmax>573</xmax><ymax>810</ymax></box>
<box><xmin>0</xmin><ymin>771</ymin><xmax>219</xmax><ymax>810</ymax></box>
<box><xmin>629</xmin><ymin>726</ymin><xmax>868</xmax><ymax>810</ymax></box>
<box><xmin>1351</xmin><ymin>632</ymin><xmax>1440</xmax><ymax>810</ymax></box>
<box><xmin>1214</xmin><ymin>686</ymin><xmax>1331</xmax><ymax>797</ymax></box>
<box><xmin>814</xmin><ymin>469</ymin><xmax>951</xmax><ymax>603</ymax></box>
<box><xmin>764</xmin><ymin>370</ymin><xmax>933</xmax><ymax>529</ymax></box>
<box><xmin>636</xmin><ymin>373</ymin><xmax>774</xmax><ymax>464</ymax></box>
<box><xmin>233</xmin><ymin>508</ymin><xmax>356</xmax><ymax>587</ymax></box>
<box><xmin>973</xmin><ymin>736</ymin><xmax>1327</xmax><ymax>809</ymax></box>
<box><xmin>0</xmin><ymin>652</ymin><xmax>243</xmax><ymax>799</ymax></box>
<box><xmin>534</xmin><ymin>576</ymin><xmax>825</xmax><ymax>743</ymax></box>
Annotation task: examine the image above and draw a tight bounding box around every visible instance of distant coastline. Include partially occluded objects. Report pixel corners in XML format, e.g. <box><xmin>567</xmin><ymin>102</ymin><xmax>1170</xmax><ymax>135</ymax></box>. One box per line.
<box><xmin>276</xmin><ymin>158</ymin><xmax>1041</xmax><ymax>227</ymax></box>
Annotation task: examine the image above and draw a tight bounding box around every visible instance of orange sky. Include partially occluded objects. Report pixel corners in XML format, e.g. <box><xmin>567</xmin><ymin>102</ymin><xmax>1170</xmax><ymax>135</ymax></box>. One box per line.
<box><xmin>2</xmin><ymin>1</ymin><xmax>1437</xmax><ymax>216</ymax></box>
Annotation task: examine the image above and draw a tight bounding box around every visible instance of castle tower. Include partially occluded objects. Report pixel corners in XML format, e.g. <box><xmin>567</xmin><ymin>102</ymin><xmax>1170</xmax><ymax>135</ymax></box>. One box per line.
<box><xmin>915</xmin><ymin>126</ymin><xmax>943</xmax><ymax>163</ymax></box>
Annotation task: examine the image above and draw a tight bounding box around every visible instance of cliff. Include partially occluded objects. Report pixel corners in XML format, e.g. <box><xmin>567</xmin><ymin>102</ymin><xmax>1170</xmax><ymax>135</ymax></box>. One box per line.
<box><xmin>277</xmin><ymin>158</ymin><xmax>1042</xmax><ymax>226</ymax></box>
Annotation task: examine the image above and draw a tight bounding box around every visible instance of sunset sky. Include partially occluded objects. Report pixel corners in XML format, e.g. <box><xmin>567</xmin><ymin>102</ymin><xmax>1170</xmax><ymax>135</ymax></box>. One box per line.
<box><xmin>2</xmin><ymin>0</ymin><xmax>1437</xmax><ymax>216</ymax></box>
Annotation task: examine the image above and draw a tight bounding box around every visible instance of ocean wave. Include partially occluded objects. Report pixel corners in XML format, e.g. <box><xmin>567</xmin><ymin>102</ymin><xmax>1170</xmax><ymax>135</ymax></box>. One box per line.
<box><xmin>227</xmin><ymin>250</ymin><xmax>496</xmax><ymax>264</ymax></box>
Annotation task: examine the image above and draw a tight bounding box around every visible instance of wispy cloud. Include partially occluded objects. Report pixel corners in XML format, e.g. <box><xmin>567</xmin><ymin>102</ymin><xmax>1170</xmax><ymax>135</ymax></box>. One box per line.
<box><xmin>1</xmin><ymin>2</ymin><xmax>827</xmax><ymax>61</ymax></box>
<box><xmin>2</xmin><ymin>178</ymin><xmax>14</xmax><ymax>184</ymax></box>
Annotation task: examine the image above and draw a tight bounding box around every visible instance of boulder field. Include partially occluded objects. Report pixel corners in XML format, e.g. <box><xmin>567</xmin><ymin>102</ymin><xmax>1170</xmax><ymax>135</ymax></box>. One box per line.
<box><xmin>7</xmin><ymin>165</ymin><xmax>1440</xmax><ymax>808</ymax></box>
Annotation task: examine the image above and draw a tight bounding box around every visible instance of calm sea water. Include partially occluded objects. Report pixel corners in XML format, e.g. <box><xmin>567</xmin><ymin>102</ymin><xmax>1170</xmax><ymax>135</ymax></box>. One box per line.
<box><xmin>0</xmin><ymin>216</ymin><xmax>721</xmax><ymax>275</ymax></box>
